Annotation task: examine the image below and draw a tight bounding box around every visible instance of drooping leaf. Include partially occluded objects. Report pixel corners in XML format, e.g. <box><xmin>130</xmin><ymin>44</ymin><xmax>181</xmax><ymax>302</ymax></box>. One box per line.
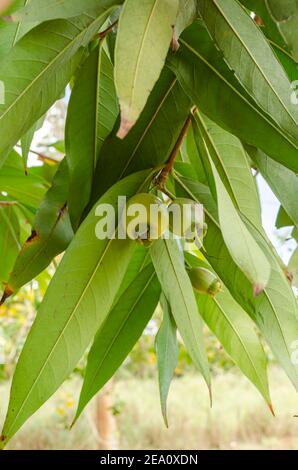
<box><xmin>0</xmin><ymin>205</ymin><xmax>20</xmax><ymax>283</ymax></box>
<box><xmin>115</xmin><ymin>0</ymin><xmax>179</xmax><ymax>137</ymax></box>
<box><xmin>21</xmin><ymin>114</ymin><xmax>45</xmax><ymax>173</ymax></box>
<box><xmin>150</xmin><ymin>238</ymin><xmax>210</xmax><ymax>390</ymax></box>
<box><xmin>267</xmin><ymin>0</ymin><xmax>298</xmax><ymax>62</ymax></box>
<box><xmin>12</xmin><ymin>0</ymin><xmax>123</xmax><ymax>22</ymax></box>
<box><xmin>75</xmin><ymin>263</ymin><xmax>160</xmax><ymax>422</ymax></box>
<box><xmin>186</xmin><ymin>253</ymin><xmax>271</xmax><ymax>408</ymax></box>
<box><xmin>66</xmin><ymin>43</ymin><xmax>118</xmax><ymax>229</ymax></box>
<box><xmin>0</xmin><ymin>3</ymin><xmax>118</xmax><ymax>165</ymax></box>
<box><xmin>197</xmin><ymin>131</ymin><xmax>271</xmax><ymax>294</ymax></box>
<box><xmin>247</xmin><ymin>145</ymin><xmax>298</xmax><ymax>229</ymax></box>
<box><xmin>2</xmin><ymin>159</ymin><xmax>73</xmax><ymax>299</ymax></box>
<box><xmin>198</xmin><ymin>0</ymin><xmax>298</xmax><ymax>145</ymax></box>
<box><xmin>0</xmin><ymin>169</ymin><xmax>151</xmax><ymax>447</ymax></box>
<box><xmin>174</xmin><ymin>174</ymin><xmax>298</xmax><ymax>391</ymax></box>
<box><xmin>91</xmin><ymin>67</ymin><xmax>191</xmax><ymax>202</ymax></box>
<box><xmin>156</xmin><ymin>294</ymin><xmax>179</xmax><ymax>427</ymax></box>
<box><xmin>168</xmin><ymin>21</ymin><xmax>298</xmax><ymax>173</ymax></box>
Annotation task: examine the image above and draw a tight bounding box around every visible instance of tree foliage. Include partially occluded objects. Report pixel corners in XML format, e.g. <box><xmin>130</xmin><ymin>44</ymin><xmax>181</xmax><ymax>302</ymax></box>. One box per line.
<box><xmin>0</xmin><ymin>0</ymin><xmax>297</xmax><ymax>446</ymax></box>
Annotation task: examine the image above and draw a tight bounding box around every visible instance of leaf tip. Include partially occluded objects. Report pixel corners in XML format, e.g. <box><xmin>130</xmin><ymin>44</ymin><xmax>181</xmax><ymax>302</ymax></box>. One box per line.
<box><xmin>117</xmin><ymin>114</ymin><xmax>134</xmax><ymax>139</ymax></box>
<box><xmin>253</xmin><ymin>283</ymin><xmax>264</xmax><ymax>297</ymax></box>
<box><xmin>0</xmin><ymin>285</ymin><xmax>13</xmax><ymax>305</ymax></box>
<box><xmin>268</xmin><ymin>402</ymin><xmax>275</xmax><ymax>417</ymax></box>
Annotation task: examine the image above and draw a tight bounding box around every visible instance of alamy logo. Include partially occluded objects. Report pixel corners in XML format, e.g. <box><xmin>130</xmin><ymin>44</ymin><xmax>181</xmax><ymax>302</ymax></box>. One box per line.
<box><xmin>291</xmin><ymin>80</ymin><xmax>298</xmax><ymax>105</ymax></box>
<box><xmin>0</xmin><ymin>80</ymin><xmax>4</xmax><ymax>105</ymax></box>
<box><xmin>94</xmin><ymin>196</ymin><xmax>204</xmax><ymax>244</ymax></box>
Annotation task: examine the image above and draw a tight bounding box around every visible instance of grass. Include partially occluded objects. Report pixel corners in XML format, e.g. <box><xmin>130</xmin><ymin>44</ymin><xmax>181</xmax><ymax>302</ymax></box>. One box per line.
<box><xmin>0</xmin><ymin>366</ymin><xmax>297</xmax><ymax>450</ymax></box>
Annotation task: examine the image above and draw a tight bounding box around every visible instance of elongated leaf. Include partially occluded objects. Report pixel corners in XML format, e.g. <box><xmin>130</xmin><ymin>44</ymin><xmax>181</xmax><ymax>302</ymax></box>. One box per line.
<box><xmin>91</xmin><ymin>67</ymin><xmax>191</xmax><ymax>202</ymax></box>
<box><xmin>13</xmin><ymin>0</ymin><xmax>122</xmax><ymax>22</ymax></box>
<box><xmin>0</xmin><ymin>169</ymin><xmax>151</xmax><ymax>447</ymax></box>
<box><xmin>186</xmin><ymin>254</ymin><xmax>271</xmax><ymax>407</ymax></box>
<box><xmin>66</xmin><ymin>44</ymin><xmax>118</xmax><ymax>229</ymax></box>
<box><xmin>174</xmin><ymin>174</ymin><xmax>298</xmax><ymax>391</ymax></box>
<box><xmin>200</xmin><ymin>133</ymin><xmax>271</xmax><ymax>293</ymax></box>
<box><xmin>150</xmin><ymin>238</ymin><xmax>210</xmax><ymax>389</ymax></box>
<box><xmin>75</xmin><ymin>263</ymin><xmax>160</xmax><ymax>422</ymax></box>
<box><xmin>156</xmin><ymin>294</ymin><xmax>179</xmax><ymax>427</ymax></box>
<box><xmin>198</xmin><ymin>0</ymin><xmax>298</xmax><ymax>144</ymax></box>
<box><xmin>247</xmin><ymin>145</ymin><xmax>298</xmax><ymax>228</ymax></box>
<box><xmin>168</xmin><ymin>21</ymin><xmax>298</xmax><ymax>173</ymax></box>
<box><xmin>0</xmin><ymin>3</ymin><xmax>117</xmax><ymax>164</ymax></box>
<box><xmin>2</xmin><ymin>159</ymin><xmax>73</xmax><ymax>300</ymax></box>
<box><xmin>115</xmin><ymin>0</ymin><xmax>179</xmax><ymax>137</ymax></box>
<box><xmin>0</xmin><ymin>205</ymin><xmax>20</xmax><ymax>283</ymax></box>
<box><xmin>267</xmin><ymin>0</ymin><xmax>298</xmax><ymax>61</ymax></box>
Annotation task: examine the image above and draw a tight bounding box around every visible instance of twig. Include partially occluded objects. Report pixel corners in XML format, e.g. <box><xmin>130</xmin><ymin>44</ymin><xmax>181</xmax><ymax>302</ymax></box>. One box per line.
<box><xmin>15</xmin><ymin>144</ymin><xmax>60</xmax><ymax>163</ymax></box>
<box><xmin>155</xmin><ymin>112</ymin><xmax>193</xmax><ymax>190</ymax></box>
<box><xmin>99</xmin><ymin>20</ymin><xmax>118</xmax><ymax>40</ymax></box>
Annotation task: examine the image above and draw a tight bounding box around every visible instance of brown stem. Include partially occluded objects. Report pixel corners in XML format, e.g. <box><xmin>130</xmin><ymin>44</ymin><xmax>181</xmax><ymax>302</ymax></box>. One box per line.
<box><xmin>0</xmin><ymin>201</ymin><xmax>17</xmax><ymax>206</ymax></box>
<box><xmin>15</xmin><ymin>144</ymin><xmax>60</xmax><ymax>163</ymax></box>
<box><xmin>156</xmin><ymin>112</ymin><xmax>192</xmax><ymax>189</ymax></box>
<box><xmin>99</xmin><ymin>20</ymin><xmax>118</xmax><ymax>40</ymax></box>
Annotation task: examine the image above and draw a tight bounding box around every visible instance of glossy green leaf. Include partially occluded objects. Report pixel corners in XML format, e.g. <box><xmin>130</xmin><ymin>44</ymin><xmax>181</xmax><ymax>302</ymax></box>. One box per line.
<box><xmin>174</xmin><ymin>174</ymin><xmax>298</xmax><ymax>391</ymax></box>
<box><xmin>267</xmin><ymin>0</ymin><xmax>298</xmax><ymax>61</ymax></box>
<box><xmin>0</xmin><ymin>169</ymin><xmax>151</xmax><ymax>447</ymax></box>
<box><xmin>150</xmin><ymin>238</ymin><xmax>210</xmax><ymax>389</ymax></box>
<box><xmin>13</xmin><ymin>0</ymin><xmax>122</xmax><ymax>22</ymax></box>
<box><xmin>3</xmin><ymin>159</ymin><xmax>73</xmax><ymax>298</ymax></box>
<box><xmin>115</xmin><ymin>0</ymin><xmax>179</xmax><ymax>137</ymax></box>
<box><xmin>21</xmin><ymin>114</ymin><xmax>45</xmax><ymax>172</ymax></box>
<box><xmin>168</xmin><ymin>21</ymin><xmax>298</xmax><ymax>173</ymax></box>
<box><xmin>247</xmin><ymin>145</ymin><xmax>298</xmax><ymax>228</ymax></box>
<box><xmin>66</xmin><ymin>44</ymin><xmax>118</xmax><ymax>229</ymax></box>
<box><xmin>0</xmin><ymin>205</ymin><xmax>20</xmax><ymax>283</ymax></box>
<box><xmin>198</xmin><ymin>0</ymin><xmax>298</xmax><ymax>145</ymax></box>
<box><xmin>75</xmin><ymin>263</ymin><xmax>160</xmax><ymax>422</ymax></box>
<box><xmin>156</xmin><ymin>294</ymin><xmax>179</xmax><ymax>427</ymax></box>
<box><xmin>0</xmin><ymin>4</ymin><xmax>117</xmax><ymax>164</ymax></box>
<box><xmin>92</xmin><ymin>67</ymin><xmax>191</xmax><ymax>202</ymax></box>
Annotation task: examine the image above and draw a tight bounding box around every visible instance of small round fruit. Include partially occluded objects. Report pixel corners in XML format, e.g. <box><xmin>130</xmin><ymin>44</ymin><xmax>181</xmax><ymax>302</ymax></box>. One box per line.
<box><xmin>188</xmin><ymin>267</ymin><xmax>222</xmax><ymax>297</ymax></box>
<box><xmin>122</xmin><ymin>193</ymin><xmax>168</xmax><ymax>242</ymax></box>
<box><xmin>168</xmin><ymin>198</ymin><xmax>203</xmax><ymax>239</ymax></box>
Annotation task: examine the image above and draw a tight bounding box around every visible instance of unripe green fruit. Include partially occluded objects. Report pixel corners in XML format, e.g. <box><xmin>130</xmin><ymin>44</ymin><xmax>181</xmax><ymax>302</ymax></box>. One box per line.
<box><xmin>168</xmin><ymin>198</ymin><xmax>203</xmax><ymax>239</ymax></box>
<box><xmin>122</xmin><ymin>193</ymin><xmax>168</xmax><ymax>243</ymax></box>
<box><xmin>188</xmin><ymin>267</ymin><xmax>222</xmax><ymax>297</ymax></box>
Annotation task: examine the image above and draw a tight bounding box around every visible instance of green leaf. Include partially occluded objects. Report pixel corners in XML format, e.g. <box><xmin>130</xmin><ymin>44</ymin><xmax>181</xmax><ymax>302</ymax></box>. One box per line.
<box><xmin>92</xmin><ymin>67</ymin><xmax>191</xmax><ymax>202</ymax></box>
<box><xmin>66</xmin><ymin>43</ymin><xmax>118</xmax><ymax>229</ymax></box>
<box><xmin>156</xmin><ymin>294</ymin><xmax>179</xmax><ymax>427</ymax></box>
<box><xmin>0</xmin><ymin>4</ymin><xmax>117</xmax><ymax>164</ymax></box>
<box><xmin>115</xmin><ymin>0</ymin><xmax>179</xmax><ymax>137</ymax></box>
<box><xmin>0</xmin><ymin>152</ymin><xmax>48</xmax><ymax>208</ymax></box>
<box><xmin>186</xmin><ymin>254</ymin><xmax>271</xmax><ymax>408</ymax></box>
<box><xmin>203</xmin><ymin>139</ymin><xmax>271</xmax><ymax>293</ymax></box>
<box><xmin>174</xmin><ymin>175</ymin><xmax>298</xmax><ymax>391</ymax></box>
<box><xmin>247</xmin><ymin>145</ymin><xmax>298</xmax><ymax>229</ymax></box>
<box><xmin>0</xmin><ymin>169</ymin><xmax>151</xmax><ymax>447</ymax></box>
<box><xmin>0</xmin><ymin>205</ymin><xmax>20</xmax><ymax>283</ymax></box>
<box><xmin>267</xmin><ymin>0</ymin><xmax>298</xmax><ymax>61</ymax></box>
<box><xmin>75</xmin><ymin>263</ymin><xmax>160</xmax><ymax>422</ymax></box>
<box><xmin>198</xmin><ymin>0</ymin><xmax>298</xmax><ymax>145</ymax></box>
<box><xmin>275</xmin><ymin>206</ymin><xmax>294</xmax><ymax>229</ymax></box>
<box><xmin>175</xmin><ymin>0</ymin><xmax>198</xmax><ymax>38</ymax></box>
<box><xmin>193</xmin><ymin>112</ymin><xmax>262</xmax><ymax>231</ymax></box>
<box><xmin>168</xmin><ymin>21</ymin><xmax>298</xmax><ymax>173</ymax></box>
<box><xmin>3</xmin><ymin>159</ymin><xmax>73</xmax><ymax>298</ymax></box>
<box><xmin>13</xmin><ymin>0</ymin><xmax>122</xmax><ymax>22</ymax></box>
<box><xmin>150</xmin><ymin>238</ymin><xmax>210</xmax><ymax>390</ymax></box>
